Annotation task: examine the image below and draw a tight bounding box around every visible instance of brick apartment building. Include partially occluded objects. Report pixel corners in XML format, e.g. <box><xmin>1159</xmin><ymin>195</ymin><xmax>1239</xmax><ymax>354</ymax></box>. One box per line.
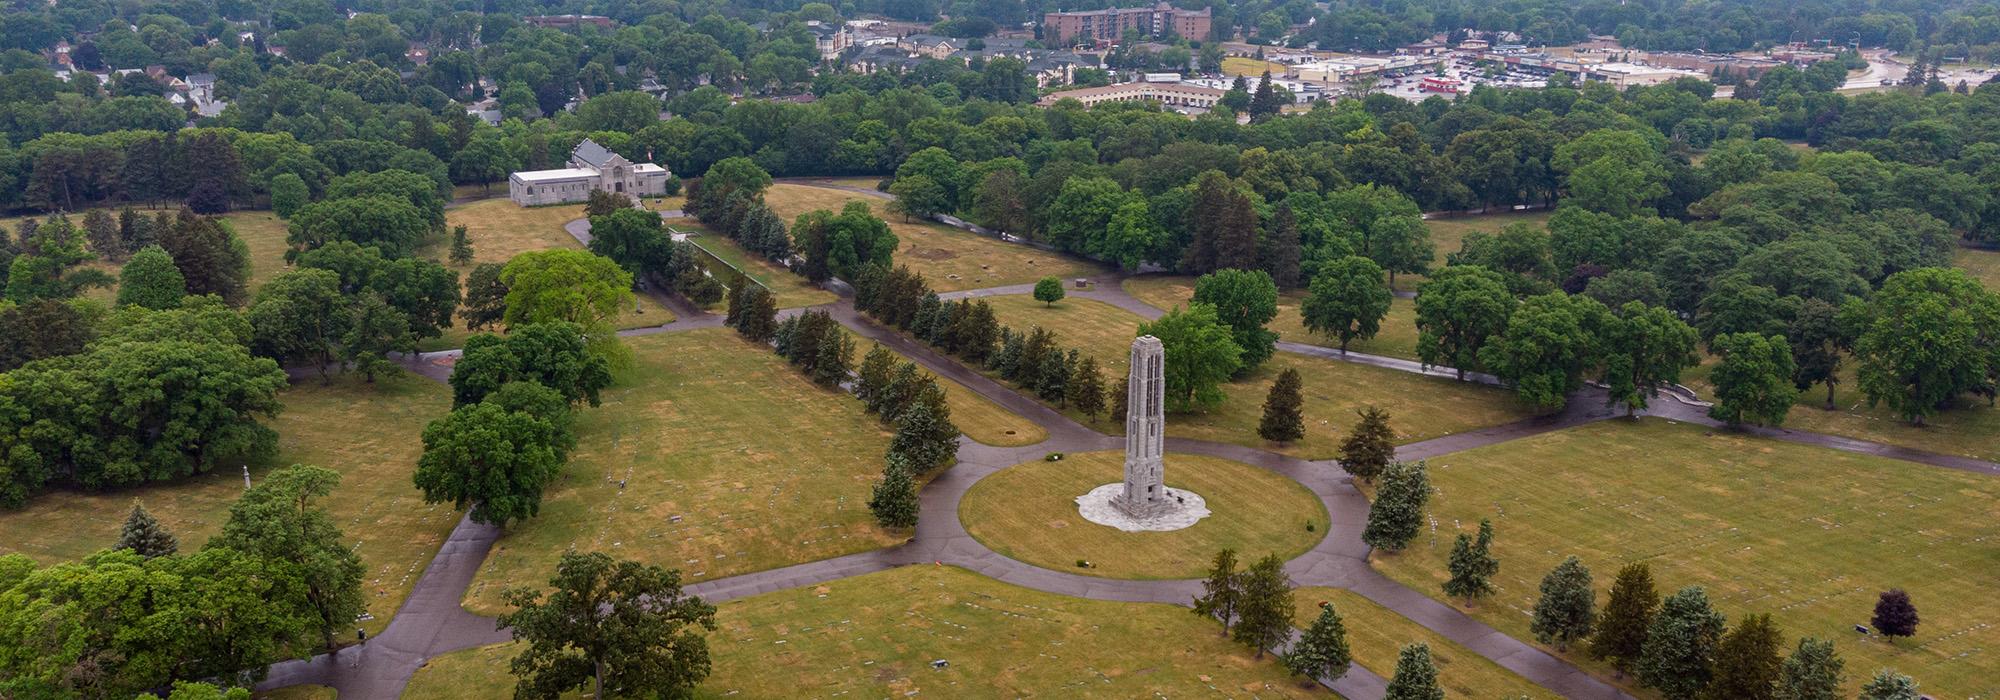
<box><xmin>1043</xmin><ymin>2</ymin><xmax>1212</xmax><ymax>44</ymax></box>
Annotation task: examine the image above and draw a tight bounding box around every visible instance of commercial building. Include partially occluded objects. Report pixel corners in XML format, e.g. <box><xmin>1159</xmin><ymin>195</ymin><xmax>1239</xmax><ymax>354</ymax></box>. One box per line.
<box><xmin>1042</xmin><ymin>3</ymin><xmax>1211</xmax><ymax>44</ymax></box>
<box><xmin>509</xmin><ymin>139</ymin><xmax>671</xmax><ymax>206</ymax></box>
<box><xmin>1037</xmin><ymin>80</ymin><xmax>1226</xmax><ymax>111</ymax></box>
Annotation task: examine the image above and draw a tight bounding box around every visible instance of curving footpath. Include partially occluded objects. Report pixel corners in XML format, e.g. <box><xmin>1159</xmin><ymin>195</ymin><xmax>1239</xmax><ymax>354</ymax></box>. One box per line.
<box><xmin>261</xmin><ymin>268</ymin><xmax>1999</xmax><ymax>698</ymax></box>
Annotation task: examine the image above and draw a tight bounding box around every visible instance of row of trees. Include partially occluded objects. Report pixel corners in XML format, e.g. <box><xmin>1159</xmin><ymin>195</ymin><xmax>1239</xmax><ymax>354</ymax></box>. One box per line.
<box><xmin>0</xmin><ymin>465</ymin><xmax>367</xmax><ymax>696</ymax></box>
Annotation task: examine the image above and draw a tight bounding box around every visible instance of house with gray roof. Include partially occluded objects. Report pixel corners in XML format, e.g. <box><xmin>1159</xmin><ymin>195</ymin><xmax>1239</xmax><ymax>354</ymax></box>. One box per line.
<box><xmin>508</xmin><ymin>138</ymin><xmax>672</xmax><ymax>206</ymax></box>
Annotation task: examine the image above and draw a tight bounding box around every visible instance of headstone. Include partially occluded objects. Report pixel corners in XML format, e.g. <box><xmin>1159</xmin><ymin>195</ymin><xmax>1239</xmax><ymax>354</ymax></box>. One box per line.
<box><xmin>1113</xmin><ymin>335</ymin><xmax>1172</xmax><ymax>518</ymax></box>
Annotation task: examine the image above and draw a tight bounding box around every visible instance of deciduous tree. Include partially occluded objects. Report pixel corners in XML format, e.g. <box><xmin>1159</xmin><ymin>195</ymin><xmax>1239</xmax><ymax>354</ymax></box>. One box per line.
<box><xmin>414</xmin><ymin>384</ymin><xmax>570</xmax><ymax>527</ymax></box>
<box><xmin>1871</xmin><ymin>589</ymin><xmax>1918</xmax><ymax>641</ymax></box>
<box><xmin>1302</xmin><ymin>256</ymin><xmax>1391</xmax><ymax>353</ymax></box>
<box><xmin>1138</xmin><ymin>303</ymin><xmax>1243</xmax><ymax>412</ymax></box>
<box><xmin>1193</xmin><ymin>268</ymin><xmax>1279</xmax><ymax>371</ymax></box>
<box><xmin>1708</xmin><ymin>332</ymin><xmax>1799</xmax><ymax>427</ymax></box>
<box><xmin>1415</xmin><ymin>265</ymin><xmax>1514</xmax><ymax>380</ymax></box>
<box><xmin>207</xmin><ymin>465</ymin><xmax>365</xmax><ymax>652</ymax></box>
<box><xmin>116</xmin><ymin>244</ymin><xmax>186</xmax><ymax>309</ymax></box>
<box><xmin>1033</xmin><ymin>275</ymin><xmax>1065</xmax><ymax>306</ymax></box>
<box><xmin>500</xmin><ymin>551</ymin><xmax>716</xmax><ymax>700</ymax></box>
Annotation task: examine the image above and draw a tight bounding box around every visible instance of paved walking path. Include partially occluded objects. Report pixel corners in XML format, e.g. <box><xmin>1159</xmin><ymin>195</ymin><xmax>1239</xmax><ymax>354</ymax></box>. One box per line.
<box><xmin>261</xmin><ymin>198</ymin><xmax>1997</xmax><ymax>699</ymax></box>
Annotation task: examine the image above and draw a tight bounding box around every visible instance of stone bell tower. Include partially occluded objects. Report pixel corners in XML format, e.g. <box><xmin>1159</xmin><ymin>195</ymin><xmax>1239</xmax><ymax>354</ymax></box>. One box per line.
<box><xmin>1113</xmin><ymin>335</ymin><xmax>1170</xmax><ymax>518</ymax></box>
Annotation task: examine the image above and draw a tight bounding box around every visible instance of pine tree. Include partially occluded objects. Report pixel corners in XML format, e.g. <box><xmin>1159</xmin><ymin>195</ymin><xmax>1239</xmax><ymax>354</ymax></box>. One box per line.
<box><xmin>1231</xmin><ymin>553</ymin><xmax>1294</xmax><ymax>659</ymax></box>
<box><xmin>82</xmin><ymin>209</ymin><xmax>124</xmax><ymax>262</ymax></box>
<box><xmin>1257</xmin><ymin>367</ymin><xmax>1305</xmax><ymax>444</ymax></box>
<box><xmin>1857</xmin><ymin>669</ymin><xmax>1919</xmax><ymax>700</ymax></box>
<box><xmin>809</xmin><ymin>328</ymin><xmax>854</xmax><ymax>388</ymax></box>
<box><xmin>1442</xmin><ymin>520</ymin><xmax>1497</xmax><ymax>602</ymax></box>
<box><xmin>1705</xmin><ymin>613</ymin><xmax>1784</xmax><ymax>700</ymax></box>
<box><xmin>1192</xmin><ymin>548</ymin><xmax>1240</xmax><ymax>636</ymax></box>
<box><xmin>1284</xmin><ymin>602</ymin><xmax>1352</xmax><ymax>681</ymax></box>
<box><xmin>1592</xmin><ymin>562</ymin><xmax>1660</xmax><ymax>676</ymax></box>
<box><xmin>1638</xmin><ymin>586</ymin><xmax>1727</xmax><ymax>698</ymax></box>
<box><xmin>1337</xmin><ymin>407</ymin><xmax>1395</xmax><ymax>483</ymax></box>
<box><xmin>449</xmin><ymin>224</ymin><xmax>474</xmax><ymax>265</ymax></box>
<box><xmin>1871</xmin><ymin>589</ymin><xmax>1918</xmax><ymax>641</ymax></box>
<box><xmin>1067</xmin><ymin>355</ymin><xmax>1106</xmax><ymax>420</ymax></box>
<box><xmin>988</xmin><ymin>327</ymin><xmax>1023</xmax><ymax>376</ymax></box>
<box><xmin>868</xmin><ymin>453</ymin><xmax>920</xmax><ymax>528</ymax></box>
<box><xmin>1774</xmin><ymin>637</ymin><xmax>1845</xmax><ymax>700</ymax></box>
<box><xmin>724</xmin><ymin>278</ymin><xmax>747</xmax><ymax>328</ymax></box>
<box><xmin>1109</xmin><ymin>375</ymin><xmax>1130</xmax><ymax>423</ymax></box>
<box><xmin>1362</xmin><ymin>460</ymin><xmax>1429</xmax><ymax>552</ymax></box>
<box><xmin>889</xmin><ymin>389</ymin><xmax>960</xmax><ymax>473</ymax></box>
<box><xmin>1531</xmin><ymin>556</ymin><xmax>1596</xmax><ymax>651</ymax></box>
<box><xmin>116</xmin><ymin>500</ymin><xmax>178</xmax><ymax>558</ymax></box>
<box><xmin>1036</xmin><ymin>348</ymin><xmax>1073</xmax><ymax>404</ymax></box>
<box><xmin>856</xmin><ymin>346</ymin><xmax>897</xmax><ymax>413</ymax></box>
<box><xmin>1382</xmin><ymin>643</ymin><xmax>1445</xmax><ymax>700</ymax></box>
<box><xmin>1260</xmin><ymin>203</ymin><xmax>1303</xmax><ymax>289</ymax></box>
<box><xmin>739</xmin><ymin>286</ymin><xmax>778</xmax><ymax>342</ymax></box>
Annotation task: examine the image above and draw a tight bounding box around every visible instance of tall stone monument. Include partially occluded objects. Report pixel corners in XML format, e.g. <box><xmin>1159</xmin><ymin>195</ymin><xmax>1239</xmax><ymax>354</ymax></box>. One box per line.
<box><xmin>1113</xmin><ymin>335</ymin><xmax>1172</xmax><ymax>518</ymax></box>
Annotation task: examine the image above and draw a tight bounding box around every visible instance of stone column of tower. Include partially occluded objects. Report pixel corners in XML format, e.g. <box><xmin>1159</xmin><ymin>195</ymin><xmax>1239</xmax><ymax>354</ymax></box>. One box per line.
<box><xmin>1114</xmin><ymin>335</ymin><xmax>1170</xmax><ymax>518</ymax></box>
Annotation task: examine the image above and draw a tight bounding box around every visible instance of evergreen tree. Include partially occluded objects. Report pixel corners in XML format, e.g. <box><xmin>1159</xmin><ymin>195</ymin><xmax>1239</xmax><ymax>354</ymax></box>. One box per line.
<box><xmin>1857</xmin><ymin>669</ymin><xmax>1919</xmax><ymax>700</ymax></box>
<box><xmin>1110</xmin><ymin>375</ymin><xmax>1130</xmax><ymax>423</ymax></box>
<box><xmin>1382</xmin><ymin>643</ymin><xmax>1445</xmax><ymax>700</ymax></box>
<box><xmin>1249</xmin><ymin>71</ymin><xmax>1283</xmax><ymax>122</ymax></box>
<box><xmin>449</xmin><ymin>224</ymin><xmax>474</xmax><ymax>265</ymax></box>
<box><xmin>1705</xmin><ymin>613</ymin><xmax>1784</xmax><ymax>700</ymax></box>
<box><xmin>855</xmin><ymin>346</ymin><xmax>897</xmax><ymax>413</ymax></box>
<box><xmin>1285</xmin><ymin>602</ymin><xmax>1352</xmax><ymax>681</ymax></box>
<box><xmin>1638</xmin><ymin>586</ymin><xmax>1727</xmax><ymax>699</ymax></box>
<box><xmin>1362</xmin><ymin>460</ymin><xmax>1429</xmax><ymax>552</ymax></box>
<box><xmin>1337</xmin><ymin>407</ymin><xmax>1395</xmax><ymax>483</ymax></box>
<box><xmin>738</xmin><ymin>286</ymin><xmax>778</xmax><ymax>343</ymax></box>
<box><xmin>888</xmin><ymin>390</ymin><xmax>959</xmax><ymax>473</ymax></box>
<box><xmin>1257</xmin><ymin>367</ymin><xmax>1304</xmax><ymax>444</ymax></box>
<box><xmin>82</xmin><ymin>209</ymin><xmax>124</xmax><ymax>262</ymax></box>
<box><xmin>1067</xmin><ymin>355</ymin><xmax>1106</xmax><ymax>420</ymax></box>
<box><xmin>1775</xmin><ymin>637</ymin><xmax>1845</xmax><ymax>700</ymax></box>
<box><xmin>810</xmin><ymin>328</ymin><xmax>854</xmax><ymax>388</ymax></box>
<box><xmin>723</xmin><ymin>278</ymin><xmax>747</xmax><ymax>328</ymax></box>
<box><xmin>1231</xmin><ymin>553</ymin><xmax>1294</xmax><ymax>659</ymax></box>
<box><xmin>1443</xmin><ymin>519</ymin><xmax>1497</xmax><ymax>602</ymax></box>
<box><xmin>1871</xmin><ymin>589</ymin><xmax>1918</xmax><ymax>641</ymax></box>
<box><xmin>877</xmin><ymin>362</ymin><xmax>930</xmax><ymax>424</ymax></box>
<box><xmin>115</xmin><ymin>500</ymin><xmax>179</xmax><ymax>558</ymax></box>
<box><xmin>1260</xmin><ymin>203</ymin><xmax>1303</xmax><ymax>289</ymax></box>
<box><xmin>1036</xmin><ymin>348</ymin><xmax>1073</xmax><ymax>404</ymax></box>
<box><xmin>868</xmin><ymin>453</ymin><xmax>920</xmax><ymax>528</ymax></box>
<box><xmin>1191</xmin><ymin>549</ymin><xmax>1241</xmax><ymax>636</ymax></box>
<box><xmin>1592</xmin><ymin>562</ymin><xmax>1660</xmax><ymax>676</ymax></box>
<box><xmin>1530</xmin><ymin>556</ymin><xmax>1596</xmax><ymax>651</ymax></box>
<box><xmin>988</xmin><ymin>328</ymin><xmax>1023</xmax><ymax>376</ymax></box>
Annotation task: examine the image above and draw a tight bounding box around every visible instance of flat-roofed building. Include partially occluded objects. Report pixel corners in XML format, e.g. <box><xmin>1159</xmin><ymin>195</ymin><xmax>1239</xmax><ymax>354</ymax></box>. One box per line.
<box><xmin>1043</xmin><ymin>2</ymin><xmax>1210</xmax><ymax>44</ymax></box>
<box><xmin>509</xmin><ymin>139</ymin><xmax>671</xmax><ymax>206</ymax></box>
<box><xmin>1036</xmin><ymin>80</ymin><xmax>1226</xmax><ymax>110</ymax></box>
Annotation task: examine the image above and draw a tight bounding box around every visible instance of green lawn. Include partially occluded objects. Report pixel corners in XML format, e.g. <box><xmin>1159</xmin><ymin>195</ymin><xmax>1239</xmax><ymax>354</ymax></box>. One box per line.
<box><xmin>1679</xmin><ymin>358</ymin><xmax>2000</xmax><ymax>463</ymax></box>
<box><xmin>1404</xmin><ymin>210</ymin><xmax>1554</xmax><ymax>292</ymax></box>
<box><xmin>1371</xmin><ymin>418</ymin><xmax>2000</xmax><ymax>698</ymax></box>
<box><xmin>1295</xmin><ymin>589</ymin><xmax>1556</xmax><ymax>699</ymax></box>
<box><xmin>461</xmin><ymin>329</ymin><xmax>902</xmax><ymax>616</ymax></box>
<box><xmin>763</xmin><ymin>183</ymin><xmax>1106</xmax><ymax>292</ymax></box>
<box><xmin>0</xmin><ymin>373</ymin><xmax>459</xmax><ymax>639</ymax></box>
<box><xmin>983</xmin><ymin>295</ymin><xmax>1534</xmax><ymax>459</ymax></box>
<box><xmin>679</xmin><ymin>223</ymin><xmax>837</xmax><ymax>310</ymax></box>
<box><xmin>961</xmin><ymin>451</ymin><xmax>1327</xmax><ymax>579</ymax></box>
<box><xmin>408</xmin><ymin>566</ymin><xmax>1326</xmax><ymax>699</ymax></box>
<box><xmin>854</xmin><ymin>339</ymin><xmax>1045</xmax><ymax>447</ymax></box>
<box><xmin>1957</xmin><ymin>245</ymin><xmax>2000</xmax><ymax>291</ymax></box>
<box><xmin>1123</xmin><ymin>276</ymin><xmax>1420</xmax><ymax>360</ymax></box>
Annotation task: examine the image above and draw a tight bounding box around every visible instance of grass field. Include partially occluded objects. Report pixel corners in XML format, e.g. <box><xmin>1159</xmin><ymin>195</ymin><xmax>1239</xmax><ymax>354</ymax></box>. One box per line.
<box><xmin>961</xmin><ymin>451</ymin><xmax>1326</xmax><ymax>579</ymax></box>
<box><xmin>983</xmin><ymin>295</ymin><xmax>1534</xmax><ymax>458</ymax></box>
<box><xmin>854</xmin><ymin>339</ymin><xmax>1046</xmax><ymax>447</ymax></box>
<box><xmin>409</xmin><ymin>566</ymin><xmax>1325</xmax><ymax>699</ymax></box>
<box><xmin>677</xmin><ymin>222</ymin><xmax>838</xmax><ymax>310</ymax></box>
<box><xmin>1404</xmin><ymin>210</ymin><xmax>1554</xmax><ymax>291</ymax></box>
<box><xmin>1223</xmin><ymin>56</ymin><xmax>1290</xmax><ymax>77</ymax></box>
<box><xmin>1294</xmin><ymin>589</ymin><xmax>1556</xmax><ymax>699</ymax></box>
<box><xmin>0</xmin><ymin>373</ymin><xmax>459</xmax><ymax>639</ymax></box>
<box><xmin>1958</xmin><ymin>245</ymin><xmax>2000</xmax><ymax>291</ymax></box>
<box><xmin>762</xmin><ymin>183</ymin><xmax>1104</xmax><ymax>292</ymax></box>
<box><xmin>461</xmin><ymin>329</ymin><xmax>902</xmax><ymax>616</ymax></box>
<box><xmin>1371</xmin><ymin>418</ymin><xmax>2000</xmax><ymax>697</ymax></box>
<box><xmin>1123</xmin><ymin>276</ymin><xmax>1420</xmax><ymax>360</ymax></box>
<box><xmin>1679</xmin><ymin>358</ymin><xmax>2000</xmax><ymax>463</ymax></box>
<box><xmin>257</xmin><ymin>685</ymin><xmax>337</xmax><ymax>700</ymax></box>
<box><xmin>224</xmin><ymin>211</ymin><xmax>294</xmax><ymax>291</ymax></box>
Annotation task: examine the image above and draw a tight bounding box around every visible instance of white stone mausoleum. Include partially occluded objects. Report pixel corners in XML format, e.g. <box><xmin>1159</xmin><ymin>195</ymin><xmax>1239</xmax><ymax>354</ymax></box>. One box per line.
<box><xmin>508</xmin><ymin>138</ymin><xmax>672</xmax><ymax>206</ymax></box>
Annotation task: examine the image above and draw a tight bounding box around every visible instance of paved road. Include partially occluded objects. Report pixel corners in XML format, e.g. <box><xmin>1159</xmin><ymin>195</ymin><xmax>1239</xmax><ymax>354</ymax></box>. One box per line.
<box><xmin>259</xmin><ymin>193</ymin><xmax>1998</xmax><ymax>699</ymax></box>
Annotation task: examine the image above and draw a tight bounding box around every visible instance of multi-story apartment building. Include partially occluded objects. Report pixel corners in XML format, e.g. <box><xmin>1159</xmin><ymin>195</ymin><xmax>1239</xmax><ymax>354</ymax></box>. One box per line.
<box><xmin>1043</xmin><ymin>2</ymin><xmax>1211</xmax><ymax>44</ymax></box>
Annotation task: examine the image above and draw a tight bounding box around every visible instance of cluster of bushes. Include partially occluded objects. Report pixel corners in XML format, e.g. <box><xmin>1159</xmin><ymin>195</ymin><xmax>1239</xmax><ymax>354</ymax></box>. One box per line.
<box><xmin>0</xmin><ymin>464</ymin><xmax>367</xmax><ymax>696</ymax></box>
<box><xmin>584</xmin><ymin>196</ymin><xmax>724</xmax><ymax>307</ymax></box>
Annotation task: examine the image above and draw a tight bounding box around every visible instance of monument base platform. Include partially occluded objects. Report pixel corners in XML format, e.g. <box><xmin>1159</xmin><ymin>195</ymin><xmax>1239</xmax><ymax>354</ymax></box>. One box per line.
<box><xmin>1075</xmin><ymin>483</ymin><xmax>1210</xmax><ymax>532</ymax></box>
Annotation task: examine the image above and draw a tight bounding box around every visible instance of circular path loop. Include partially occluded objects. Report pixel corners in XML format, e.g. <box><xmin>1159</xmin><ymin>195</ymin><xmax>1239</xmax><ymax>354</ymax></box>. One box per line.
<box><xmin>262</xmin><ymin>225</ymin><xmax>1999</xmax><ymax>700</ymax></box>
